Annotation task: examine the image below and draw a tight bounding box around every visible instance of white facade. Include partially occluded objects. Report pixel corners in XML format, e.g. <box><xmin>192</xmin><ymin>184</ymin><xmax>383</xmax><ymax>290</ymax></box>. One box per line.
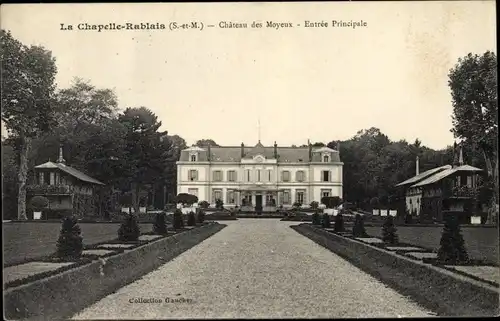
<box><xmin>176</xmin><ymin>142</ymin><xmax>343</xmax><ymax>209</ymax></box>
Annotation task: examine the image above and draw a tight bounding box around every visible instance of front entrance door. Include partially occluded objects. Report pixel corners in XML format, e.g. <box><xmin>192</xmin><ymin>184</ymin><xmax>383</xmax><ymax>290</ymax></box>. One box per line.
<box><xmin>255</xmin><ymin>194</ymin><xmax>263</xmax><ymax>212</ymax></box>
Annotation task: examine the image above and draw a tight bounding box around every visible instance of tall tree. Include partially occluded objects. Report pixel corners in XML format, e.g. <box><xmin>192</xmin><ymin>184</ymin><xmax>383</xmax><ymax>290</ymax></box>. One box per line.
<box><xmin>55</xmin><ymin>77</ymin><xmax>119</xmax><ymax>136</ymax></box>
<box><xmin>1</xmin><ymin>30</ymin><xmax>58</xmax><ymax>220</ymax></box>
<box><xmin>118</xmin><ymin>107</ymin><xmax>169</xmax><ymax>212</ymax></box>
<box><xmin>195</xmin><ymin>139</ymin><xmax>219</xmax><ymax>147</ymax></box>
<box><xmin>448</xmin><ymin>51</ymin><xmax>498</xmax><ymax>223</ymax></box>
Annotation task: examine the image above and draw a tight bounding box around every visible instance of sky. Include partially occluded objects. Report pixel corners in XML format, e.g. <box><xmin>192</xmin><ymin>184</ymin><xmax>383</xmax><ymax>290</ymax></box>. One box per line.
<box><xmin>1</xmin><ymin>1</ymin><xmax>496</xmax><ymax>150</ymax></box>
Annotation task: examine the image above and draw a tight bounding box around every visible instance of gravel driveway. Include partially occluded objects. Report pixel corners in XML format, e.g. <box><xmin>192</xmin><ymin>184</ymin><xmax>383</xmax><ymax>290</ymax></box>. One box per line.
<box><xmin>73</xmin><ymin>219</ymin><xmax>434</xmax><ymax>319</ymax></box>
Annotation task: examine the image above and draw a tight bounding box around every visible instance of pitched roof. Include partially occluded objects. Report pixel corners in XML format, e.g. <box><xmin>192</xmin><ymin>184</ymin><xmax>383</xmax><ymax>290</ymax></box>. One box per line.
<box><xmin>179</xmin><ymin>145</ymin><xmax>341</xmax><ymax>162</ymax></box>
<box><xmin>410</xmin><ymin>164</ymin><xmax>483</xmax><ymax>188</ymax></box>
<box><xmin>313</xmin><ymin>146</ymin><xmax>337</xmax><ymax>153</ymax></box>
<box><xmin>35</xmin><ymin>161</ymin><xmax>105</xmax><ymax>185</ymax></box>
<box><xmin>395</xmin><ymin>165</ymin><xmax>451</xmax><ymax>187</ymax></box>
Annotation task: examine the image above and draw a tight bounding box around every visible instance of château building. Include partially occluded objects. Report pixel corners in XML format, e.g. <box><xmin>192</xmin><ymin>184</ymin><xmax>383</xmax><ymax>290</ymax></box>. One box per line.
<box><xmin>176</xmin><ymin>141</ymin><xmax>343</xmax><ymax>211</ymax></box>
<box><xmin>27</xmin><ymin>146</ymin><xmax>105</xmax><ymax>219</ymax></box>
<box><xmin>396</xmin><ymin>144</ymin><xmax>483</xmax><ymax>223</ymax></box>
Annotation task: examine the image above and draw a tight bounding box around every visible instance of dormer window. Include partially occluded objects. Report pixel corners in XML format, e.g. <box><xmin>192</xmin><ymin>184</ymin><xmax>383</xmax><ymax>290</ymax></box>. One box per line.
<box><xmin>323</xmin><ymin>155</ymin><xmax>329</xmax><ymax>162</ymax></box>
<box><xmin>190</xmin><ymin>154</ymin><xmax>197</xmax><ymax>162</ymax></box>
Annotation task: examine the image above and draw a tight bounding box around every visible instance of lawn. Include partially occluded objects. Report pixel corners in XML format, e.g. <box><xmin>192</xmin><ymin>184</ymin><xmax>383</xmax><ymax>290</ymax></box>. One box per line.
<box><xmin>3</xmin><ymin>222</ymin><xmax>153</xmax><ymax>266</ymax></box>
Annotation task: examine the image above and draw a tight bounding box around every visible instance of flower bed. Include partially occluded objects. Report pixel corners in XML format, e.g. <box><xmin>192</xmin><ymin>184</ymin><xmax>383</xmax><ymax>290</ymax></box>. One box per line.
<box><xmin>4</xmin><ymin>222</ymin><xmax>225</xmax><ymax>321</ymax></box>
<box><xmin>3</xmin><ymin>231</ymin><xmax>174</xmax><ymax>290</ymax></box>
<box><xmin>292</xmin><ymin>223</ymin><xmax>499</xmax><ymax>317</ymax></box>
<box><xmin>3</xmin><ymin>222</ymin><xmax>211</xmax><ymax>291</ymax></box>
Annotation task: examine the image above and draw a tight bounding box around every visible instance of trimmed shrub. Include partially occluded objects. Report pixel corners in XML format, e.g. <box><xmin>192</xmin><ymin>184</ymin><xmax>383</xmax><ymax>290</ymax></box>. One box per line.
<box><xmin>118</xmin><ymin>213</ymin><xmax>141</xmax><ymax>242</ymax></box>
<box><xmin>199</xmin><ymin>200</ymin><xmax>209</xmax><ymax>209</ymax></box>
<box><xmin>382</xmin><ymin>216</ymin><xmax>398</xmax><ymax>244</ymax></box>
<box><xmin>370</xmin><ymin>197</ymin><xmax>380</xmax><ymax>208</ymax></box>
<box><xmin>173</xmin><ymin>209</ymin><xmax>184</xmax><ymax>229</ymax></box>
<box><xmin>321</xmin><ymin>196</ymin><xmax>341</xmax><ymax>209</ymax></box>
<box><xmin>197</xmin><ymin>209</ymin><xmax>206</xmax><ymax>223</ymax></box>
<box><xmin>153</xmin><ymin>212</ymin><xmax>168</xmax><ymax>235</ymax></box>
<box><xmin>322</xmin><ymin>213</ymin><xmax>331</xmax><ymax>228</ymax></box>
<box><xmin>293</xmin><ymin>201</ymin><xmax>302</xmax><ymax>209</ymax></box>
<box><xmin>215</xmin><ymin>199</ymin><xmax>224</xmax><ymax>210</ymax></box>
<box><xmin>437</xmin><ymin>214</ymin><xmax>469</xmax><ymax>264</ymax></box>
<box><xmin>334</xmin><ymin>214</ymin><xmax>345</xmax><ymax>232</ymax></box>
<box><xmin>176</xmin><ymin>193</ymin><xmax>198</xmax><ymax>206</ymax></box>
<box><xmin>30</xmin><ymin>196</ymin><xmax>49</xmax><ymax>214</ymax></box>
<box><xmin>310</xmin><ymin>201</ymin><xmax>319</xmax><ymax>210</ymax></box>
<box><xmin>56</xmin><ymin>216</ymin><xmax>83</xmax><ymax>259</ymax></box>
<box><xmin>312</xmin><ymin>211</ymin><xmax>321</xmax><ymax>225</ymax></box>
<box><xmin>352</xmin><ymin>214</ymin><xmax>368</xmax><ymax>237</ymax></box>
<box><xmin>187</xmin><ymin>211</ymin><xmax>196</xmax><ymax>226</ymax></box>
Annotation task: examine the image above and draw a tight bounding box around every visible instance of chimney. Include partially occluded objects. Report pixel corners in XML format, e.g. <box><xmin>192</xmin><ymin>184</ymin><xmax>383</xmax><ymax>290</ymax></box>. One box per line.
<box><xmin>452</xmin><ymin>142</ymin><xmax>459</xmax><ymax>168</ymax></box>
<box><xmin>415</xmin><ymin>155</ymin><xmax>419</xmax><ymax>175</ymax></box>
<box><xmin>308</xmin><ymin>141</ymin><xmax>313</xmax><ymax>162</ymax></box>
<box><xmin>337</xmin><ymin>140</ymin><xmax>341</xmax><ymax>152</ymax></box>
<box><xmin>207</xmin><ymin>144</ymin><xmax>211</xmax><ymax>161</ymax></box>
<box><xmin>274</xmin><ymin>141</ymin><xmax>278</xmax><ymax>159</ymax></box>
<box><xmin>241</xmin><ymin>142</ymin><xmax>245</xmax><ymax>158</ymax></box>
<box><xmin>459</xmin><ymin>145</ymin><xmax>464</xmax><ymax>166</ymax></box>
<box><xmin>57</xmin><ymin>144</ymin><xmax>66</xmax><ymax>165</ymax></box>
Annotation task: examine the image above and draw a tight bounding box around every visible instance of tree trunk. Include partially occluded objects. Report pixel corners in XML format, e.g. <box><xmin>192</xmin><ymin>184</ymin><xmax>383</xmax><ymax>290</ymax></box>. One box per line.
<box><xmin>151</xmin><ymin>183</ymin><xmax>155</xmax><ymax>209</ymax></box>
<box><xmin>17</xmin><ymin>136</ymin><xmax>31</xmax><ymax>220</ymax></box>
<box><xmin>163</xmin><ymin>184</ymin><xmax>167</xmax><ymax>210</ymax></box>
<box><xmin>481</xmin><ymin>148</ymin><xmax>499</xmax><ymax>224</ymax></box>
<box><xmin>132</xmin><ymin>183</ymin><xmax>140</xmax><ymax>213</ymax></box>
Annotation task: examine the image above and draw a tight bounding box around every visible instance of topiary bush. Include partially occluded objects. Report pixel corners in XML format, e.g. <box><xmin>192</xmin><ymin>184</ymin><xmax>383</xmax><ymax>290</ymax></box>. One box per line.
<box><xmin>311</xmin><ymin>211</ymin><xmax>321</xmax><ymax>225</ymax></box>
<box><xmin>310</xmin><ymin>201</ymin><xmax>319</xmax><ymax>210</ymax></box>
<box><xmin>173</xmin><ymin>209</ymin><xmax>184</xmax><ymax>229</ymax></box>
<box><xmin>197</xmin><ymin>209</ymin><xmax>205</xmax><ymax>224</ymax></box>
<box><xmin>118</xmin><ymin>213</ymin><xmax>140</xmax><ymax>242</ymax></box>
<box><xmin>334</xmin><ymin>214</ymin><xmax>345</xmax><ymax>233</ymax></box>
<box><xmin>153</xmin><ymin>212</ymin><xmax>168</xmax><ymax>235</ymax></box>
<box><xmin>352</xmin><ymin>214</ymin><xmax>368</xmax><ymax>237</ymax></box>
<box><xmin>322</xmin><ymin>213</ymin><xmax>331</xmax><ymax>228</ymax></box>
<box><xmin>382</xmin><ymin>216</ymin><xmax>398</xmax><ymax>244</ymax></box>
<box><xmin>199</xmin><ymin>200</ymin><xmax>209</xmax><ymax>209</ymax></box>
<box><xmin>215</xmin><ymin>198</ymin><xmax>224</xmax><ymax>210</ymax></box>
<box><xmin>56</xmin><ymin>216</ymin><xmax>83</xmax><ymax>259</ymax></box>
<box><xmin>30</xmin><ymin>195</ymin><xmax>49</xmax><ymax>209</ymax></box>
<box><xmin>437</xmin><ymin>214</ymin><xmax>469</xmax><ymax>264</ymax></box>
<box><xmin>187</xmin><ymin>211</ymin><xmax>196</xmax><ymax>226</ymax></box>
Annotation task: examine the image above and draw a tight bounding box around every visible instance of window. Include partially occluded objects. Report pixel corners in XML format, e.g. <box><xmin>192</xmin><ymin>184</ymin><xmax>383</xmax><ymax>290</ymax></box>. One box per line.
<box><xmin>228</xmin><ymin>170</ymin><xmax>237</xmax><ymax>182</ymax></box>
<box><xmin>227</xmin><ymin>190</ymin><xmax>235</xmax><ymax>204</ymax></box>
<box><xmin>323</xmin><ymin>155</ymin><xmax>329</xmax><ymax>162</ymax></box>
<box><xmin>296</xmin><ymin>170</ymin><xmax>305</xmax><ymax>182</ymax></box>
<box><xmin>49</xmin><ymin>172</ymin><xmax>55</xmax><ymax>185</ymax></box>
<box><xmin>296</xmin><ymin>190</ymin><xmax>305</xmax><ymax>204</ymax></box>
<box><xmin>266</xmin><ymin>193</ymin><xmax>275</xmax><ymax>206</ymax></box>
<box><xmin>213</xmin><ymin>189</ymin><xmax>222</xmax><ymax>203</ymax></box>
<box><xmin>39</xmin><ymin>172</ymin><xmax>44</xmax><ymax>185</ymax></box>
<box><xmin>188</xmin><ymin>188</ymin><xmax>198</xmax><ymax>197</ymax></box>
<box><xmin>246</xmin><ymin>169</ymin><xmax>251</xmax><ymax>182</ymax></box>
<box><xmin>322</xmin><ymin>170</ymin><xmax>330</xmax><ymax>182</ymax></box>
<box><xmin>267</xmin><ymin>170</ymin><xmax>272</xmax><ymax>182</ymax></box>
<box><xmin>321</xmin><ymin>189</ymin><xmax>331</xmax><ymax>198</ymax></box>
<box><xmin>283</xmin><ymin>190</ymin><xmax>291</xmax><ymax>204</ymax></box>
<box><xmin>257</xmin><ymin>169</ymin><xmax>261</xmax><ymax>182</ymax></box>
<box><xmin>213</xmin><ymin>170</ymin><xmax>223</xmax><ymax>181</ymax></box>
<box><xmin>188</xmin><ymin>170</ymin><xmax>198</xmax><ymax>181</ymax></box>
<box><xmin>282</xmin><ymin>171</ymin><xmax>290</xmax><ymax>182</ymax></box>
<box><xmin>190</xmin><ymin>154</ymin><xmax>197</xmax><ymax>162</ymax></box>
